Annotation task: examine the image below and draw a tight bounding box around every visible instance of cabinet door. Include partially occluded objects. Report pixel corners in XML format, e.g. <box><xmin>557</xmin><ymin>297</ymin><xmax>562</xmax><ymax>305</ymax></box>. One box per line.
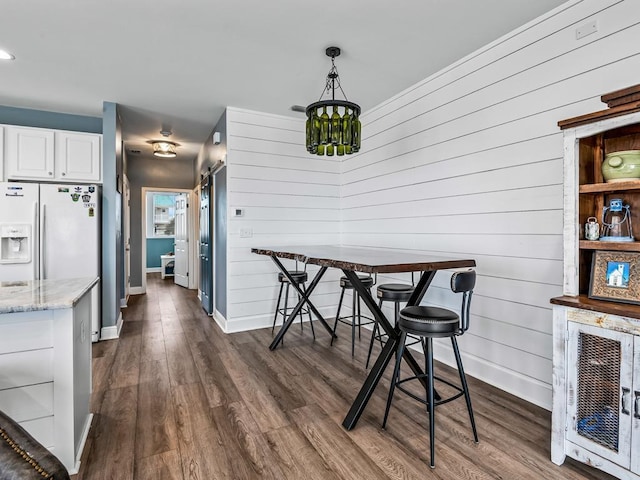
<box><xmin>6</xmin><ymin>127</ymin><xmax>55</xmax><ymax>180</ymax></box>
<box><xmin>55</xmin><ymin>132</ymin><xmax>101</xmax><ymax>182</ymax></box>
<box><xmin>566</xmin><ymin>322</ymin><xmax>633</xmax><ymax>468</ymax></box>
<box><xmin>632</xmin><ymin>335</ymin><xmax>640</xmax><ymax>475</ymax></box>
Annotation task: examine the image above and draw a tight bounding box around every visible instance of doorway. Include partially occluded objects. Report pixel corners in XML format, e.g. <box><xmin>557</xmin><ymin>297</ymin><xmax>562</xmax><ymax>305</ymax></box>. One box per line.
<box><xmin>140</xmin><ymin>187</ymin><xmax>197</xmax><ymax>294</ymax></box>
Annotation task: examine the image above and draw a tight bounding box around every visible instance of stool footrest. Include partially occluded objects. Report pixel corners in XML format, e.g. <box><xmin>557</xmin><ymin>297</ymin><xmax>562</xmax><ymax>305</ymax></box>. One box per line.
<box><xmin>373</xmin><ymin>331</ymin><xmax>421</xmax><ymax>345</ymax></box>
<box><xmin>395</xmin><ymin>374</ymin><xmax>465</xmax><ymax>407</ymax></box>
<box><xmin>334</xmin><ymin>315</ymin><xmax>375</xmax><ymax>327</ymax></box>
<box><xmin>278</xmin><ymin>306</ymin><xmax>311</xmax><ymax>316</ymax></box>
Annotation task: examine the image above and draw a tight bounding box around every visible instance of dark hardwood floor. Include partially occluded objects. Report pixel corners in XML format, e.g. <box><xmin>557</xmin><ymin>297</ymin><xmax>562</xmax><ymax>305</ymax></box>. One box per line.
<box><xmin>74</xmin><ymin>273</ymin><xmax>614</xmax><ymax>479</ymax></box>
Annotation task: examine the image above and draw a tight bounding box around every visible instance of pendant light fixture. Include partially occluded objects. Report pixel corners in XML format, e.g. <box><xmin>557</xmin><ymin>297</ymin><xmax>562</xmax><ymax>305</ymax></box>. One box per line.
<box><xmin>305</xmin><ymin>47</ymin><xmax>361</xmax><ymax>156</ymax></box>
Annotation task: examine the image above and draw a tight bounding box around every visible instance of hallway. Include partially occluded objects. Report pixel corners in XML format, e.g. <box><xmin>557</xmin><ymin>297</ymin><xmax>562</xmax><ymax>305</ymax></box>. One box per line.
<box><xmin>74</xmin><ymin>274</ymin><xmax>613</xmax><ymax>479</ymax></box>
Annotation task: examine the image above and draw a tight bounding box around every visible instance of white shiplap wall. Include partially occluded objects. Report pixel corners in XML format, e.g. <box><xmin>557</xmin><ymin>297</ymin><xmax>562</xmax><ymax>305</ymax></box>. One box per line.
<box><xmin>224</xmin><ymin>108</ymin><xmax>342</xmax><ymax>332</ymax></box>
<box><xmin>341</xmin><ymin>0</ymin><xmax>640</xmax><ymax>409</ymax></box>
<box><xmin>221</xmin><ymin>0</ymin><xmax>640</xmax><ymax>410</ymax></box>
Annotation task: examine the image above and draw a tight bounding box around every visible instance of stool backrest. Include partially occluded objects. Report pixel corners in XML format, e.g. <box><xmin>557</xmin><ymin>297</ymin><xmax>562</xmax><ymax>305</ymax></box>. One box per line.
<box><xmin>450</xmin><ymin>270</ymin><xmax>475</xmax><ymax>333</ymax></box>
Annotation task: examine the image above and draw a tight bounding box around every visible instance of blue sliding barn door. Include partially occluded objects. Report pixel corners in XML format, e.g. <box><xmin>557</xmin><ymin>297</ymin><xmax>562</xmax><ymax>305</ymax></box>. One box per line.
<box><xmin>199</xmin><ymin>175</ymin><xmax>213</xmax><ymax>314</ymax></box>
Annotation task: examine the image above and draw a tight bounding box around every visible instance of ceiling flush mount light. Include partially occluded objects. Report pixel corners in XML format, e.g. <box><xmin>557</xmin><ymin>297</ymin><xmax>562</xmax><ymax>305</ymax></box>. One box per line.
<box><xmin>306</xmin><ymin>46</ymin><xmax>361</xmax><ymax>156</ymax></box>
<box><xmin>0</xmin><ymin>49</ymin><xmax>15</xmax><ymax>61</ymax></box>
<box><xmin>152</xmin><ymin>129</ymin><xmax>177</xmax><ymax>158</ymax></box>
<box><xmin>153</xmin><ymin>141</ymin><xmax>177</xmax><ymax>158</ymax></box>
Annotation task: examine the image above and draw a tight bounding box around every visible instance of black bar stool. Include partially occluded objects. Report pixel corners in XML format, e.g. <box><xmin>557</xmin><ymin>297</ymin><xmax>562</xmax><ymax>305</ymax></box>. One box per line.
<box><xmin>382</xmin><ymin>270</ymin><xmax>478</xmax><ymax>469</ymax></box>
<box><xmin>272</xmin><ymin>270</ymin><xmax>315</xmax><ymax>339</ymax></box>
<box><xmin>365</xmin><ymin>282</ymin><xmax>415</xmax><ymax>368</ymax></box>
<box><xmin>331</xmin><ymin>274</ymin><xmax>374</xmax><ymax>356</ymax></box>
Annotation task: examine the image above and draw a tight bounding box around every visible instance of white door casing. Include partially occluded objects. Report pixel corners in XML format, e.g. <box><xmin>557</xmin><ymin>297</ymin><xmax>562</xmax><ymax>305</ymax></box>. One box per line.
<box><xmin>174</xmin><ymin>193</ymin><xmax>189</xmax><ymax>288</ymax></box>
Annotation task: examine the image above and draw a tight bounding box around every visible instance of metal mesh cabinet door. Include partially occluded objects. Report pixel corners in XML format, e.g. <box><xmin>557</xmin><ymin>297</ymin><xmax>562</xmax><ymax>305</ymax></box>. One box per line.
<box><xmin>566</xmin><ymin>321</ymin><xmax>633</xmax><ymax>468</ymax></box>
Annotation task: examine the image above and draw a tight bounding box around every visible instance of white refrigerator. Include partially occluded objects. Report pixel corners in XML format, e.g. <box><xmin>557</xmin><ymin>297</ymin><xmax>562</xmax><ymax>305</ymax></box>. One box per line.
<box><xmin>0</xmin><ymin>182</ymin><xmax>101</xmax><ymax>341</ymax></box>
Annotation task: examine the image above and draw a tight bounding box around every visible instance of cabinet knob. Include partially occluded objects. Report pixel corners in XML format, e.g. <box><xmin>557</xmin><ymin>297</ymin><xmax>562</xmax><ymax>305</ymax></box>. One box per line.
<box><xmin>61</xmin><ymin>172</ymin><xmax>66</xmax><ymax>176</ymax></box>
<box><xmin>48</xmin><ymin>172</ymin><xmax>53</xmax><ymax>176</ymax></box>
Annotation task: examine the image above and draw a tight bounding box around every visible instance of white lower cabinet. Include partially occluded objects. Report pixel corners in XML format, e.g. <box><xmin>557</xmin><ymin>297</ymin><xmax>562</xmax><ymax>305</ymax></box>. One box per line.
<box><xmin>562</xmin><ymin>319</ymin><xmax>640</xmax><ymax>478</ymax></box>
<box><xmin>0</xmin><ymin>293</ymin><xmax>93</xmax><ymax>475</ymax></box>
<box><xmin>4</xmin><ymin>125</ymin><xmax>101</xmax><ymax>183</ymax></box>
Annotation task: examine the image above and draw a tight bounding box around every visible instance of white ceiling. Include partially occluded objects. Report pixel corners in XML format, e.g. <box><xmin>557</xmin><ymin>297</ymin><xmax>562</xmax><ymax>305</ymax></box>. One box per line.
<box><xmin>0</xmin><ymin>0</ymin><xmax>567</xmax><ymax>164</ymax></box>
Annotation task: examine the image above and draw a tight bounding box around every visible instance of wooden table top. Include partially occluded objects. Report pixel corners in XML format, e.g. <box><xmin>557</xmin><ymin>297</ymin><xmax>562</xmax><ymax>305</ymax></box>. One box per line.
<box><xmin>251</xmin><ymin>245</ymin><xmax>475</xmax><ymax>274</ymax></box>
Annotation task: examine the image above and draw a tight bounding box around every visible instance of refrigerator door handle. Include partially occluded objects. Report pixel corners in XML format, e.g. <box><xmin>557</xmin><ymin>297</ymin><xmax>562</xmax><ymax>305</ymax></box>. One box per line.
<box><xmin>33</xmin><ymin>201</ymin><xmax>39</xmax><ymax>279</ymax></box>
<box><xmin>40</xmin><ymin>204</ymin><xmax>46</xmax><ymax>280</ymax></box>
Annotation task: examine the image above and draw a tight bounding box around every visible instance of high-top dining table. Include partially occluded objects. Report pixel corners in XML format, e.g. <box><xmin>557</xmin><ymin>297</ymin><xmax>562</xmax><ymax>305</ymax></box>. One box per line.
<box><xmin>251</xmin><ymin>245</ymin><xmax>476</xmax><ymax>430</ymax></box>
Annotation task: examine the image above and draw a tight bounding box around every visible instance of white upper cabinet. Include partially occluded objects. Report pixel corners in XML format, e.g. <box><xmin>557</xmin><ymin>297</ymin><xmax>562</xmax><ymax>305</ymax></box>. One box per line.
<box><xmin>6</xmin><ymin>126</ymin><xmax>55</xmax><ymax>180</ymax></box>
<box><xmin>55</xmin><ymin>131</ymin><xmax>101</xmax><ymax>182</ymax></box>
<box><xmin>5</xmin><ymin>126</ymin><xmax>101</xmax><ymax>183</ymax></box>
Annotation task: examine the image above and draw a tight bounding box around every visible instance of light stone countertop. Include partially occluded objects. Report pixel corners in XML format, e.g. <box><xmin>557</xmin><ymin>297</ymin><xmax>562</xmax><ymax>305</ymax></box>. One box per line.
<box><xmin>0</xmin><ymin>277</ymin><xmax>99</xmax><ymax>314</ymax></box>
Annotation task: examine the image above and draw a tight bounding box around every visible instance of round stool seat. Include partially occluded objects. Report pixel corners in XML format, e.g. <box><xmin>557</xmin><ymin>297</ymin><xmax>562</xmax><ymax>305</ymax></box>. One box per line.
<box><xmin>377</xmin><ymin>283</ymin><xmax>414</xmax><ymax>302</ymax></box>
<box><xmin>399</xmin><ymin>306</ymin><xmax>459</xmax><ymax>338</ymax></box>
<box><xmin>278</xmin><ymin>271</ymin><xmax>308</xmax><ymax>284</ymax></box>
<box><xmin>339</xmin><ymin>275</ymin><xmax>374</xmax><ymax>289</ymax></box>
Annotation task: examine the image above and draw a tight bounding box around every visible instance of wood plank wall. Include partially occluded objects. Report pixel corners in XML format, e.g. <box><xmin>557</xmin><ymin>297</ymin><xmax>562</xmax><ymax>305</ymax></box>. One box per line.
<box><xmin>225</xmin><ymin>108</ymin><xmax>342</xmax><ymax>332</ymax></box>
<box><xmin>222</xmin><ymin>0</ymin><xmax>640</xmax><ymax>410</ymax></box>
<box><xmin>341</xmin><ymin>0</ymin><xmax>640</xmax><ymax>409</ymax></box>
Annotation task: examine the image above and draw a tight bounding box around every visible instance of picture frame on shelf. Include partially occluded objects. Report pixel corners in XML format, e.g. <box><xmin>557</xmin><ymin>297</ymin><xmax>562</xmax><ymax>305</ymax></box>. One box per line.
<box><xmin>589</xmin><ymin>250</ymin><xmax>640</xmax><ymax>304</ymax></box>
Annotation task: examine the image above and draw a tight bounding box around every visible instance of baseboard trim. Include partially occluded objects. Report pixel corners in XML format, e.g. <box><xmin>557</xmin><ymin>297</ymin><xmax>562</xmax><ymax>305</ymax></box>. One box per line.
<box><xmin>100</xmin><ymin>312</ymin><xmax>123</xmax><ymax>340</ymax></box>
<box><xmin>146</xmin><ymin>267</ymin><xmax>161</xmax><ymax>273</ymax></box>
<box><xmin>430</xmin><ymin>341</ymin><xmax>551</xmax><ymax>411</ymax></box>
<box><xmin>224</xmin><ymin>306</ymin><xmax>336</xmax><ymax>334</ymax></box>
<box><xmin>120</xmin><ymin>297</ymin><xmax>127</xmax><ymax>308</ymax></box>
<box><xmin>213</xmin><ymin>309</ymin><xmax>227</xmax><ymax>332</ymax></box>
<box><xmin>69</xmin><ymin>413</ymin><xmax>93</xmax><ymax>475</ymax></box>
<box><xmin>129</xmin><ymin>286</ymin><xmax>144</xmax><ymax>295</ymax></box>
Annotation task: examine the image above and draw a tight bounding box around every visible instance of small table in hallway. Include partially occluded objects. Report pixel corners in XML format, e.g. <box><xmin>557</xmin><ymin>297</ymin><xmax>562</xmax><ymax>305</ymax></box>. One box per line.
<box><xmin>251</xmin><ymin>245</ymin><xmax>476</xmax><ymax>430</ymax></box>
<box><xmin>160</xmin><ymin>254</ymin><xmax>174</xmax><ymax>279</ymax></box>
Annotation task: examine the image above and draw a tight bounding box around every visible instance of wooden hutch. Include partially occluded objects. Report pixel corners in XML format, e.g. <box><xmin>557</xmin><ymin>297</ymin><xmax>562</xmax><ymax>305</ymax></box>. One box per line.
<box><xmin>552</xmin><ymin>84</ymin><xmax>640</xmax><ymax>479</ymax></box>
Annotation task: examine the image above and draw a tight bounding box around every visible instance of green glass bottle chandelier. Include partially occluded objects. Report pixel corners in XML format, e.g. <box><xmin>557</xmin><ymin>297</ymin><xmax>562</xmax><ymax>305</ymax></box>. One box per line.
<box><xmin>305</xmin><ymin>46</ymin><xmax>361</xmax><ymax>156</ymax></box>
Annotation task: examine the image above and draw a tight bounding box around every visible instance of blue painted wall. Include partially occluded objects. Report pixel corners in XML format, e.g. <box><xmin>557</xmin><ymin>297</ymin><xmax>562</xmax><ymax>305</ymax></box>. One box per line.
<box><xmin>102</xmin><ymin>102</ymin><xmax>121</xmax><ymax>329</ymax></box>
<box><xmin>0</xmin><ymin>105</ymin><xmax>101</xmax><ymax>133</ymax></box>
<box><xmin>147</xmin><ymin>238</ymin><xmax>174</xmax><ymax>268</ymax></box>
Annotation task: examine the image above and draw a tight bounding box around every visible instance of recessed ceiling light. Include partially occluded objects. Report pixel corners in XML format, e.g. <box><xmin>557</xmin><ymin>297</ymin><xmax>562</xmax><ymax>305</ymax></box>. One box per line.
<box><xmin>0</xmin><ymin>50</ymin><xmax>15</xmax><ymax>61</ymax></box>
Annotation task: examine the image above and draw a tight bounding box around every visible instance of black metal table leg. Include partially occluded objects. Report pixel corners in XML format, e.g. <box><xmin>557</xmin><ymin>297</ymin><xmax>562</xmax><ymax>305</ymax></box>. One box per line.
<box><xmin>269</xmin><ymin>257</ymin><xmax>332</xmax><ymax>350</ymax></box>
<box><xmin>342</xmin><ymin>332</ymin><xmax>398</xmax><ymax>430</ymax></box>
<box><xmin>340</xmin><ymin>268</ymin><xmax>440</xmax><ymax>430</ymax></box>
